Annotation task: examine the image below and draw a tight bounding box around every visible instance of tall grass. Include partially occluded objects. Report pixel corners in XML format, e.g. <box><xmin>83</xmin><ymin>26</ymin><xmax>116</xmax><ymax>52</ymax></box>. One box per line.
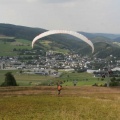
<box><xmin>0</xmin><ymin>93</ymin><xmax>119</xmax><ymax>120</ymax></box>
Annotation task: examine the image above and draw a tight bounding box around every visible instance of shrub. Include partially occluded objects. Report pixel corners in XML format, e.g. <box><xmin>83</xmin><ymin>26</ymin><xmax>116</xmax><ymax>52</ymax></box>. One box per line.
<box><xmin>109</xmin><ymin>77</ymin><xmax>120</xmax><ymax>86</ymax></box>
<box><xmin>1</xmin><ymin>72</ymin><xmax>17</xmax><ymax>86</ymax></box>
<box><xmin>92</xmin><ymin>83</ymin><xmax>98</xmax><ymax>86</ymax></box>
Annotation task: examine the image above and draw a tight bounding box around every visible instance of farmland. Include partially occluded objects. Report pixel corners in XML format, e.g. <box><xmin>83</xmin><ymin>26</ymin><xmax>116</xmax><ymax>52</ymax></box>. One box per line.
<box><xmin>0</xmin><ymin>36</ymin><xmax>70</xmax><ymax>56</ymax></box>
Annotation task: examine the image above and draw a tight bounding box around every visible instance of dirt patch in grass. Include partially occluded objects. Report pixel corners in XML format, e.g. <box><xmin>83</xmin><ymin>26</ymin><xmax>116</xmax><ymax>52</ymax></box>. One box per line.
<box><xmin>0</xmin><ymin>86</ymin><xmax>119</xmax><ymax>100</ymax></box>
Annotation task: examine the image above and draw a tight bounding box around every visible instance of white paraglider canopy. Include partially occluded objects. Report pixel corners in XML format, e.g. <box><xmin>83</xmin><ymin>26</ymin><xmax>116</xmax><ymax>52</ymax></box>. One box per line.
<box><xmin>32</xmin><ymin>30</ymin><xmax>94</xmax><ymax>53</ymax></box>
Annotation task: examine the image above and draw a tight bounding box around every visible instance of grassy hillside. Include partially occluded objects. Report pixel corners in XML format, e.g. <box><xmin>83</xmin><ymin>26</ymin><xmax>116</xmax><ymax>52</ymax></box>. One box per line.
<box><xmin>0</xmin><ymin>37</ymin><xmax>31</xmax><ymax>56</ymax></box>
<box><xmin>0</xmin><ymin>23</ymin><xmax>46</xmax><ymax>40</ymax></box>
<box><xmin>93</xmin><ymin>42</ymin><xmax>120</xmax><ymax>58</ymax></box>
<box><xmin>0</xmin><ymin>36</ymin><xmax>72</xmax><ymax>56</ymax></box>
<box><xmin>0</xmin><ymin>23</ymin><xmax>120</xmax><ymax>58</ymax></box>
<box><xmin>0</xmin><ymin>86</ymin><xmax>120</xmax><ymax>120</ymax></box>
<box><xmin>0</xmin><ymin>35</ymin><xmax>120</xmax><ymax>58</ymax></box>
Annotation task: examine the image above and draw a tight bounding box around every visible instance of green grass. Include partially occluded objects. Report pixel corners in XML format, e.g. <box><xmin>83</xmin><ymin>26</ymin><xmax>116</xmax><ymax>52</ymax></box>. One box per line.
<box><xmin>16</xmin><ymin>39</ymin><xmax>31</xmax><ymax>44</ymax></box>
<box><xmin>0</xmin><ymin>38</ymin><xmax>31</xmax><ymax>56</ymax></box>
<box><xmin>0</xmin><ymin>70</ymin><xmax>54</xmax><ymax>86</ymax></box>
<box><xmin>0</xmin><ymin>38</ymin><xmax>69</xmax><ymax>56</ymax></box>
<box><xmin>0</xmin><ymin>70</ymin><xmax>110</xmax><ymax>87</ymax></box>
<box><xmin>59</xmin><ymin>72</ymin><xmax>108</xmax><ymax>86</ymax></box>
<box><xmin>0</xmin><ymin>36</ymin><xmax>14</xmax><ymax>39</ymax></box>
<box><xmin>40</xmin><ymin>40</ymin><xmax>70</xmax><ymax>54</ymax></box>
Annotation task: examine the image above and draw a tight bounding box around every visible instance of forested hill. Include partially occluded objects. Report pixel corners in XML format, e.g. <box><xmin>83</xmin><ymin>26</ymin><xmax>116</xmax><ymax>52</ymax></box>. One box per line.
<box><xmin>0</xmin><ymin>23</ymin><xmax>47</xmax><ymax>40</ymax></box>
<box><xmin>0</xmin><ymin>23</ymin><xmax>120</xmax><ymax>41</ymax></box>
<box><xmin>114</xmin><ymin>37</ymin><xmax>120</xmax><ymax>42</ymax></box>
<box><xmin>0</xmin><ymin>23</ymin><xmax>120</xmax><ymax>58</ymax></box>
<box><xmin>79</xmin><ymin>31</ymin><xmax>120</xmax><ymax>40</ymax></box>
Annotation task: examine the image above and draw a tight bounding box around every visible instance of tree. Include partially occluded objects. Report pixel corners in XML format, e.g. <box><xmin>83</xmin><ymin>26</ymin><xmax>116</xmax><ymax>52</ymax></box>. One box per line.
<box><xmin>1</xmin><ymin>72</ymin><xmax>17</xmax><ymax>86</ymax></box>
<box><xmin>109</xmin><ymin>77</ymin><xmax>120</xmax><ymax>86</ymax></box>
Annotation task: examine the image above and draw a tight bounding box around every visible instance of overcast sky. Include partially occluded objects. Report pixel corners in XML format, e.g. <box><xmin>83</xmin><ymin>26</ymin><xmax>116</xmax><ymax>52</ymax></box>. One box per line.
<box><xmin>0</xmin><ymin>0</ymin><xmax>120</xmax><ymax>33</ymax></box>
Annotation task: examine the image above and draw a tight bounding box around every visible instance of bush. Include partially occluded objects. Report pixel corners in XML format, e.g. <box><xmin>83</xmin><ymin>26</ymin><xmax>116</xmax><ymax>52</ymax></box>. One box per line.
<box><xmin>110</xmin><ymin>82</ymin><xmax>119</xmax><ymax>86</ymax></box>
<box><xmin>1</xmin><ymin>72</ymin><xmax>17</xmax><ymax>86</ymax></box>
<box><xmin>109</xmin><ymin>77</ymin><xmax>120</xmax><ymax>86</ymax></box>
<box><xmin>92</xmin><ymin>83</ymin><xmax>98</xmax><ymax>86</ymax></box>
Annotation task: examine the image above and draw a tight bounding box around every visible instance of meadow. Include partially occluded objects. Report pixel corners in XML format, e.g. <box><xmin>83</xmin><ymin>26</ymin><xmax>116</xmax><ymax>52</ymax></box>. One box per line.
<box><xmin>0</xmin><ymin>70</ymin><xmax>108</xmax><ymax>87</ymax></box>
<box><xmin>0</xmin><ymin>86</ymin><xmax>120</xmax><ymax>120</ymax></box>
<box><xmin>0</xmin><ymin>38</ymin><xmax>31</xmax><ymax>56</ymax></box>
<box><xmin>0</xmin><ymin>70</ymin><xmax>120</xmax><ymax>120</ymax></box>
<box><xmin>0</xmin><ymin>37</ymin><xmax>69</xmax><ymax>56</ymax></box>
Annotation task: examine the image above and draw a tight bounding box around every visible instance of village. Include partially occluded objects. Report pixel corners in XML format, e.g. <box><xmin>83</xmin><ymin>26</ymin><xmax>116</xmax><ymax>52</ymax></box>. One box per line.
<box><xmin>0</xmin><ymin>50</ymin><xmax>120</xmax><ymax>78</ymax></box>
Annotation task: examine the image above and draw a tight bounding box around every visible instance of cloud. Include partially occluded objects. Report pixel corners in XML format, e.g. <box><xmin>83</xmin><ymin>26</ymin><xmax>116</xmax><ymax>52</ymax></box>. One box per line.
<box><xmin>39</xmin><ymin>0</ymin><xmax>76</xmax><ymax>4</ymax></box>
<box><xmin>26</xmin><ymin>0</ymin><xmax>38</xmax><ymax>3</ymax></box>
<box><xmin>0</xmin><ymin>0</ymin><xmax>120</xmax><ymax>33</ymax></box>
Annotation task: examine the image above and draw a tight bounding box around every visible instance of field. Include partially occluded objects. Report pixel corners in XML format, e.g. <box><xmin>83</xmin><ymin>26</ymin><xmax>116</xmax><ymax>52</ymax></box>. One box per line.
<box><xmin>0</xmin><ymin>70</ymin><xmax>108</xmax><ymax>86</ymax></box>
<box><xmin>0</xmin><ymin>86</ymin><xmax>120</xmax><ymax>120</ymax></box>
<box><xmin>0</xmin><ymin>70</ymin><xmax>120</xmax><ymax>119</ymax></box>
<box><xmin>0</xmin><ymin>37</ymin><xmax>69</xmax><ymax>56</ymax></box>
<box><xmin>0</xmin><ymin>37</ymin><xmax>32</xmax><ymax>56</ymax></box>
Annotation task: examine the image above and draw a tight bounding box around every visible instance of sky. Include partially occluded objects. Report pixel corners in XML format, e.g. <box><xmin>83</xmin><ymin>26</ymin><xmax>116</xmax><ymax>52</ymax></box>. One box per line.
<box><xmin>0</xmin><ymin>0</ymin><xmax>120</xmax><ymax>34</ymax></box>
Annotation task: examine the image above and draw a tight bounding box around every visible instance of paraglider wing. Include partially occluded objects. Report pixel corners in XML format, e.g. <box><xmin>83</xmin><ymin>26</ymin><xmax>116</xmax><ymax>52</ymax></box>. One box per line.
<box><xmin>32</xmin><ymin>30</ymin><xmax>94</xmax><ymax>53</ymax></box>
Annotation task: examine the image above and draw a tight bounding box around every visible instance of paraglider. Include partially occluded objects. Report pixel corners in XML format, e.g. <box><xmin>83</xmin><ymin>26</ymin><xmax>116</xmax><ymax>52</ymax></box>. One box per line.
<box><xmin>32</xmin><ymin>30</ymin><xmax>94</xmax><ymax>53</ymax></box>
